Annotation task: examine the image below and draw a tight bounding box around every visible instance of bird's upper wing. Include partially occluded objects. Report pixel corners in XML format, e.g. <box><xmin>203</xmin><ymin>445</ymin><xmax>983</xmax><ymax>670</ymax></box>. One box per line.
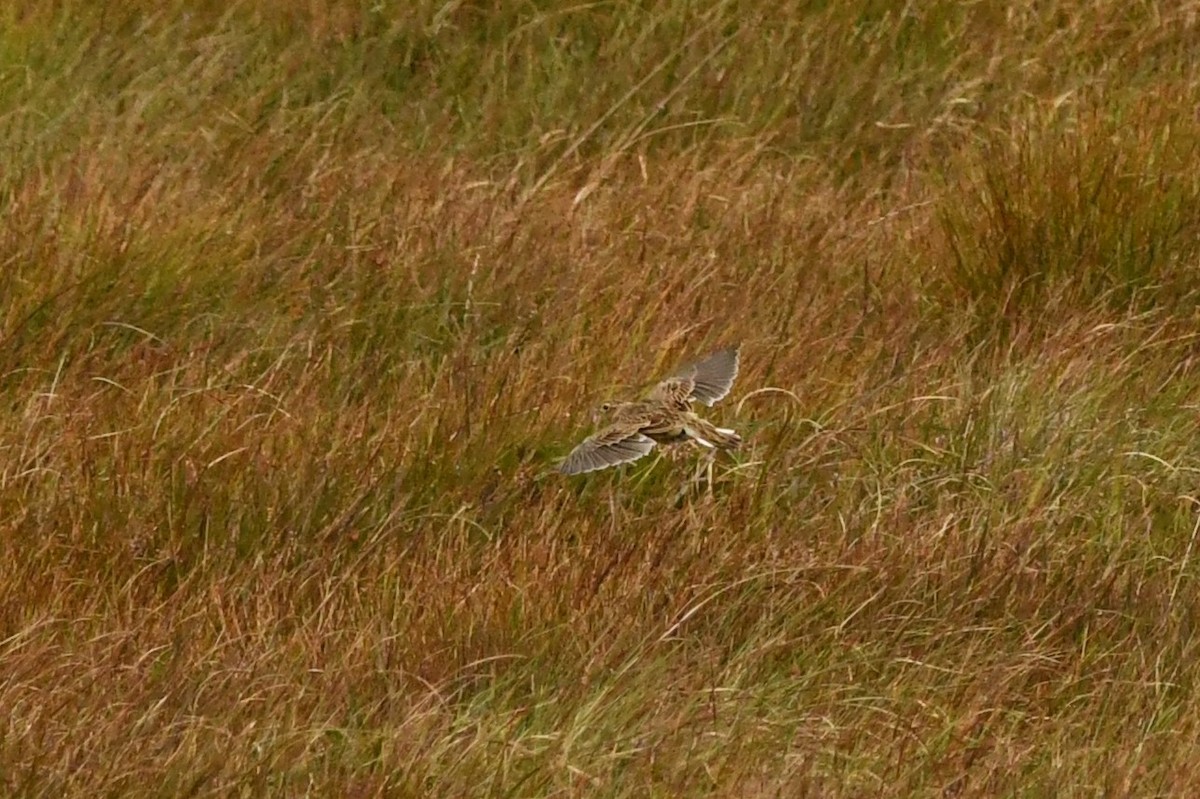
<box><xmin>647</xmin><ymin>376</ymin><xmax>695</xmax><ymax>405</ymax></box>
<box><xmin>557</xmin><ymin>424</ymin><xmax>657</xmax><ymax>475</ymax></box>
<box><xmin>673</xmin><ymin>345</ymin><xmax>740</xmax><ymax>406</ymax></box>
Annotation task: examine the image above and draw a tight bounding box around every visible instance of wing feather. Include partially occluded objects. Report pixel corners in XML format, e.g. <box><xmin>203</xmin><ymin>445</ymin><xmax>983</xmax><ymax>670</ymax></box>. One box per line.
<box><xmin>557</xmin><ymin>427</ymin><xmax>656</xmax><ymax>475</ymax></box>
<box><xmin>677</xmin><ymin>345</ymin><xmax>740</xmax><ymax>406</ymax></box>
<box><xmin>648</xmin><ymin>376</ymin><xmax>694</xmax><ymax>405</ymax></box>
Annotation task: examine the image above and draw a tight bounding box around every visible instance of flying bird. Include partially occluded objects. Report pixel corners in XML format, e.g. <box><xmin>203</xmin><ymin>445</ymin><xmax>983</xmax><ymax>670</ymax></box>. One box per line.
<box><xmin>557</xmin><ymin>345</ymin><xmax>742</xmax><ymax>475</ymax></box>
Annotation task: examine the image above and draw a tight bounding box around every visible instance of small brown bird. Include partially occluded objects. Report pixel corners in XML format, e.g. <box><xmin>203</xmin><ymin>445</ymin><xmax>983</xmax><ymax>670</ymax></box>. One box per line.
<box><xmin>557</xmin><ymin>346</ymin><xmax>742</xmax><ymax>475</ymax></box>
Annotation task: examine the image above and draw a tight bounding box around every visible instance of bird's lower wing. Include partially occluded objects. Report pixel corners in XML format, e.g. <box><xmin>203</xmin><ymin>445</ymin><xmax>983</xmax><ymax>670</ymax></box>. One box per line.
<box><xmin>558</xmin><ymin>429</ymin><xmax>656</xmax><ymax>475</ymax></box>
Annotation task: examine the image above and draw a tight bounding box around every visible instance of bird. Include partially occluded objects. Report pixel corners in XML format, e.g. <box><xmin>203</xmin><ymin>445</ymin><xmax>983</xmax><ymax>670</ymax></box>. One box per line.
<box><xmin>557</xmin><ymin>345</ymin><xmax>742</xmax><ymax>475</ymax></box>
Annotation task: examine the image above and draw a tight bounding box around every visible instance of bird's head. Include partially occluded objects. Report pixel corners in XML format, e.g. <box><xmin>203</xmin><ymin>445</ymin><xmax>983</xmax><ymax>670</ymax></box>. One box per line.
<box><xmin>592</xmin><ymin>401</ymin><xmax>620</xmax><ymax>423</ymax></box>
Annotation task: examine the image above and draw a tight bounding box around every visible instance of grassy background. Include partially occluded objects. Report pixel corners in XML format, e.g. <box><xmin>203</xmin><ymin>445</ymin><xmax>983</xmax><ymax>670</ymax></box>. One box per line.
<box><xmin>4</xmin><ymin>1</ymin><xmax>1200</xmax><ymax>795</ymax></box>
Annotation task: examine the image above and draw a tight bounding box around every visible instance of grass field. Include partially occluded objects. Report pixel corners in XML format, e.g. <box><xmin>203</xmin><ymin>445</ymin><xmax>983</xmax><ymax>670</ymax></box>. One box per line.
<box><xmin>5</xmin><ymin>2</ymin><xmax>1200</xmax><ymax>796</ymax></box>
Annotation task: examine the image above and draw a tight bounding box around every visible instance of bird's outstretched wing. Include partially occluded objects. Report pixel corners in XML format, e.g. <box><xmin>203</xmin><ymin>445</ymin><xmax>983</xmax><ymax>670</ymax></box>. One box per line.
<box><xmin>671</xmin><ymin>345</ymin><xmax>740</xmax><ymax>406</ymax></box>
<box><xmin>557</xmin><ymin>425</ymin><xmax>656</xmax><ymax>475</ymax></box>
<box><xmin>648</xmin><ymin>376</ymin><xmax>695</xmax><ymax>405</ymax></box>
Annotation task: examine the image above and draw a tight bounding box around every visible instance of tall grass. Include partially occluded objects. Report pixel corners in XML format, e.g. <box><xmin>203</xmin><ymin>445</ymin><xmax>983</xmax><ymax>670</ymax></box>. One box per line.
<box><xmin>4</xmin><ymin>1</ymin><xmax>1200</xmax><ymax>796</ymax></box>
<box><xmin>932</xmin><ymin>102</ymin><xmax>1200</xmax><ymax>335</ymax></box>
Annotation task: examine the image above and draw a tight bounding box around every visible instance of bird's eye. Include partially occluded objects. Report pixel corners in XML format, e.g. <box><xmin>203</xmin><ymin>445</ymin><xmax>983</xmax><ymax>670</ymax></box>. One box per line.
<box><xmin>600</xmin><ymin>402</ymin><xmax>611</xmax><ymax>412</ymax></box>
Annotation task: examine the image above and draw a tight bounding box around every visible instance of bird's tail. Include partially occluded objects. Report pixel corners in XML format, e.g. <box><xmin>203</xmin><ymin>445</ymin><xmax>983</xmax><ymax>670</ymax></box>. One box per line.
<box><xmin>684</xmin><ymin>415</ymin><xmax>742</xmax><ymax>450</ymax></box>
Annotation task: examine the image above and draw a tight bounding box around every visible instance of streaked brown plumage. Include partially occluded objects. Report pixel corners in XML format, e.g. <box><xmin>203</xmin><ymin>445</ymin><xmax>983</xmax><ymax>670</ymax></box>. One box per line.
<box><xmin>557</xmin><ymin>346</ymin><xmax>742</xmax><ymax>475</ymax></box>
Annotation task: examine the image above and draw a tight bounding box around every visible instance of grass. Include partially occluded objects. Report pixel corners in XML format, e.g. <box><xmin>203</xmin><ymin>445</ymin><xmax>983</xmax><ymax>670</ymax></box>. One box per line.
<box><xmin>5</xmin><ymin>1</ymin><xmax>1200</xmax><ymax>796</ymax></box>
